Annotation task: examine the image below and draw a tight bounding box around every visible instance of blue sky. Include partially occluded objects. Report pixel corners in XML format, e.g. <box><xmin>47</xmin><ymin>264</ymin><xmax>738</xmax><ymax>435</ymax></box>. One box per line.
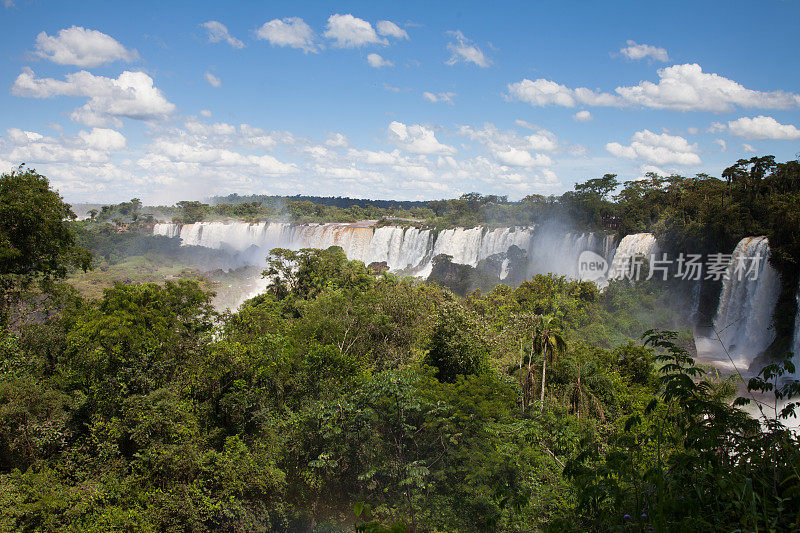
<box><xmin>1</xmin><ymin>0</ymin><xmax>799</xmax><ymax>203</ymax></box>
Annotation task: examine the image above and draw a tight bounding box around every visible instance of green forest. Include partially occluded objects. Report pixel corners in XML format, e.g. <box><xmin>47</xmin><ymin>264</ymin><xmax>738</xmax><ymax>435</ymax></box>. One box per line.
<box><xmin>2</xmin><ymin>160</ymin><xmax>800</xmax><ymax>532</ymax></box>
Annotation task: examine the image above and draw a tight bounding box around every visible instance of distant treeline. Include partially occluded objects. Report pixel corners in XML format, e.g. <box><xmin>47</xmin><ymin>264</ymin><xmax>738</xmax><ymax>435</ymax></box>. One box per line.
<box><xmin>210</xmin><ymin>193</ymin><xmax>434</xmax><ymax>210</ymax></box>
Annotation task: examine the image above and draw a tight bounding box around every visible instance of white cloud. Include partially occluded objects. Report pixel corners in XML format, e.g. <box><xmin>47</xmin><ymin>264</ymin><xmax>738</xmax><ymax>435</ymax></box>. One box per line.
<box><xmin>185</xmin><ymin>119</ymin><xmax>236</xmax><ymax>136</ymax></box>
<box><xmin>367</xmin><ymin>53</ymin><xmax>393</xmax><ymax>68</ymax></box>
<box><xmin>743</xmin><ymin>143</ymin><xmax>756</xmax><ymax>152</ymax></box>
<box><xmin>508</xmin><ymin>63</ymin><xmax>800</xmax><ymax>112</ymax></box>
<box><xmin>687</xmin><ymin>127</ymin><xmax>699</xmax><ymax>134</ymax></box>
<box><xmin>707</xmin><ymin>122</ymin><xmax>726</xmax><ymax>133</ymax></box>
<box><xmin>446</xmin><ymin>30</ymin><xmax>490</xmax><ymax>67</ymax></box>
<box><xmin>458</xmin><ymin>123</ymin><xmax>559</xmax><ymax>153</ymax></box>
<box><xmin>640</xmin><ymin>164</ymin><xmax>667</xmax><ymax>176</ymax></box>
<box><xmin>494</xmin><ymin>147</ymin><xmax>552</xmax><ymax>167</ymax></box>
<box><xmin>33</xmin><ymin>26</ymin><xmax>138</xmax><ymax>67</ymax></box>
<box><xmin>199</xmin><ymin>109</ymin><xmax>212</xmax><ymax>118</ymax></box>
<box><xmin>204</xmin><ymin>71</ymin><xmax>222</xmax><ymax>87</ymax></box>
<box><xmin>6</xmin><ymin>128</ymin><xmax>43</xmax><ymax>144</ymax></box>
<box><xmin>325</xmin><ymin>132</ymin><xmax>349</xmax><ymax>148</ymax></box>
<box><xmin>619</xmin><ymin>64</ymin><xmax>800</xmax><ymax>111</ymax></box>
<box><xmin>387</xmin><ymin>121</ymin><xmax>456</xmax><ymax>155</ymax></box>
<box><xmin>714</xmin><ymin>139</ymin><xmax>727</xmax><ymax>151</ymax></box>
<box><xmin>78</xmin><ymin>128</ymin><xmax>126</xmax><ymax>150</ymax></box>
<box><xmin>727</xmin><ymin>116</ymin><xmax>800</xmax><ymax>140</ymax></box>
<box><xmin>422</xmin><ymin>91</ymin><xmax>456</xmax><ymax>104</ymax></box>
<box><xmin>4</xmin><ymin>128</ymin><xmax>115</xmax><ymax>164</ymax></box>
<box><xmin>12</xmin><ymin>67</ymin><xmax>175</xmax><ymax>126</ymax></box>
<box><xmin>376</xmin><ymin>20</ymin><xmax>408</xmax><ymax>40</ymax></box>
<box><xmin>324</xmin><ymin>14</ymin><xmax>386</xmax><ymax>48</ymax></box>
<box><xmin>619</xmin><ymin>40</ymin><xmax>669</xmax><ymax>62</ymax></box>
<box><xmin>255</xmin><ymin>17</ymin><xmax>318</xmax><ymax>53</ymax></box>
<box><xmin>506</xmin><ymin>78</ymin><xmax>620</xmax><ymax>107</ymax></box>
<box><xmin>573</xmin><ymin>110</ymin><xmax>593</xmax><ymax>122</ymax></box>
<box><xmin>348</xmin><ymin>148</ymin><xmax>398</xmax><ymax>165</ymax></box>
<box><xmin>606</xmin><ymin>129</ymin><xmax>701</xmax><ymax>165</ymax></box>
<box><xmin>200</xmin><ymin>21</ymin><xmax>244</xmax><ymax>49</ymax></box>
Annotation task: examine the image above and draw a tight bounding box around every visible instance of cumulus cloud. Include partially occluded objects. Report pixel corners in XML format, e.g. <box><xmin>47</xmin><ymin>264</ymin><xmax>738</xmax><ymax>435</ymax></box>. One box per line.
<box><xmin>422</xmin><ymin>91</ymin><xmax>456</xmax><ymax>104</ymax></box>
<box><xmin>12</xmin><ymin>67</ymin><xmax>176</xmax><ymax>126</ymax></box>
<box><xmin>200</xmin><ymin>21</ymin><xmax>244</xmax><ymax>49</ymax></box>
<box><xmin>508</xmin><ymin>63</ymin><xmax>800</xmax><ymax>112</ymax></box>
<box><xmin>714</xmin><ymin>139</ymin><xmax>727</xmax><ymax>151</ymax></box>
<box><xmin>458</xmin><ymin>123</ymin><xmax>559</xmax><ymax>153</ymax></box>
<box><xmin>506</xmin><ymin>78</ymin><xmax>620</xmax><ymax>107</ymax></box>
<box><xmin>204</xmin><ymin>71</ymin><xmax>222</xmax><ymax>87</ymax></box>
<box><xmin>325</xmin><ymin>132</ymin><xmax>349</xmax><ymax>148</ymax></box>
<box><xmin>367</xmin><ymin>53</ymin><xmax>393</xmax><ymax>68</ymax></box>
<box><xmin>445</xmin><ymin>30</ymin><xmax>490</xmax><ymax>67</ymax></box>
<box><xmin>573</xmin><ymin>110</ymin><xmax>593</xmax><ymax>122</ymax></box>
<box><xmin>387</xmin><ymin>121</ymin><xmax>456</xmax><ymax>155</ymax></box>
<box><xmin>617</xmin><ymin>64</ymin><xmax>800</xmax><ymax>111</ymax></box>
<box><xmin>3</xmin><ymin>127</ymin><xmax>122</xmax><ymax>165</ymax></box>
<box><xmin>743</xmin><ymin>144</ymin><xmax>756</xmax><ymax>152</ymax></box>
<box><xmin>619</xmin><ymin>40</ymin><xmax>669</xmax><ymax>62</ymax></box>
<box><xmin>255</xmin><ymin>17</ymin><xmax>318</xmax><ymax>53</ymax></box>
<box><xmin>606</xmin><ymin>129</ymin><xmax>701</xmax><ymax>165</ymax></box>
<box><xmin>33</xmin><ymin>26</ymin><xmax>138</xmax><ymax>67</ymax></box>
<box><xmin>324</xmin><ymin>14</ymin><xmax>386</xmax><ymax>48</ymax></box>
<box><xmin>199</xmin><ymin>109</ymin><xmax>212</xmax><ymax>118</ymax></box>
<box><xmin>376</xmin><ymin>20</ymin><xmax>408</xmax><ymax>40</ymax></box>
<box><xmin>727</xmin><ymin>115</ymin><xmax>800</xmax><ymax>140</ymax></box>
<box><xmin>493</xmin><ymin>147</ymin><xmax>552</xmax><ymax>167</ymax></box>
<box><xmin>78</xmin><ymin>127</ymin><xmax>126</xmax><ymax>150</ymax></box>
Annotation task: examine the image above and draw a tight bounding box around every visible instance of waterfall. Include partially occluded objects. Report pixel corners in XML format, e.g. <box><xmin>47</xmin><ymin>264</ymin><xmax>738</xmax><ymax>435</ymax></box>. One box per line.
<box><xmin>711</xmin><ymin>237</ymin><xmax>781</xmax><ymax>368</ymax></box>
<box><xmin>153</xmin><ymin>221</ymin><xmax>622</xmax><ymax>280</ymax></box>
<box><xmin>153</xmin><ymin>221</ymin><xmax>622</xmax><ymax>307</ymax></box>
<box><xmin>607</xmin><ymin>233</ymin><xmax>658</xmax><ymax>280</ymax></box>
<box><xmin>153</xmin><ymin>223</ymin><xmax>181</xmax><ymax>238</ymax></box>
<box><xmin>523</xmin><ymin>231</ymin><xmax>616</xmax><ymax>280</ymax></box>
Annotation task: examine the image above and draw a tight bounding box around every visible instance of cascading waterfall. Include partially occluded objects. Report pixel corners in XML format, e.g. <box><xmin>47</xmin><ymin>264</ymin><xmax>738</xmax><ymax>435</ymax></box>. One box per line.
<box><xmin>706</xmin><ymin>237</ymin><xmax>781</xmax><ymax>369</ymax></box>
<box><xmin>154</xmin><ymin>221</ymin><xmax>618</xmax><ymax>280</ymax></box>
<box><xmin>524</xmin><ymin>231</ymin><xmax>617</xmax><ymax>280</ymax></box>
<box><xmin>154</xmin><ymin>221</ymin><xmax>620</xmax><ymax>308</ymax></box>
<box><xmin>606</xmin><ymin>233</ymin><xmax>658</xmax><ymax>280</ymax></box>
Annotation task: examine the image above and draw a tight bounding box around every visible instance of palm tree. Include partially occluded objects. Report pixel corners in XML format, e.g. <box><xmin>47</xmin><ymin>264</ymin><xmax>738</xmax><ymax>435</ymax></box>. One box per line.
<box><xmin>514</xmin><ymin>313</ymin><xmax>539</xmax><ymax>411</ymax></box>
<box><xmin>563</xmin><ymin>359</ymin><xmax>609</xmax><ymax>421</ymax></box>
<box><xmin>532</xmin><ymin>315</ymin><xmax>567</xmax><ymax>412</ymax></box>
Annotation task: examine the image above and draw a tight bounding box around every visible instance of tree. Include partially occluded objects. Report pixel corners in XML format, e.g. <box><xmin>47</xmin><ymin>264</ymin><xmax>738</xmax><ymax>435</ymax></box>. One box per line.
<box><xmin>562</xmin><ymin>358</ymin><xmax>608</xmax><ymax>420</ymax></box>
<box><xmin>533</xmin><ymin>315</ymin><xmax>566</xmax><ymax>412</ymax></box>
<box><xmin>574</xmin><ymin>174</ymin><xmax>619</xmax><ymax>199</ymax></box>
<box><xmin>424</xmin><ymin>303</ymin><xmax>488</xmax><ymax>383</ymax></box>
<box><xmin>0</xmin><ymin>166</ymin><xmax>90</xmax><ymax>326</ymax></box>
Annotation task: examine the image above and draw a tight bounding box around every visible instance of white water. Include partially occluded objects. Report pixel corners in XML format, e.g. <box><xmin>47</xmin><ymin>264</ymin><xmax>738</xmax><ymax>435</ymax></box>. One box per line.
<box><xmin>154</xmin><ymin>221</ymin><xmax>620</xmax><ymax>302</ymax></box>
<box><xmin>695</xmin><ymin>237</ymin><xmax>781</xmax><ymax>370</ymax></box>
<box><xmin>607</xmin><ymin>233</ymin><xmax>659</xmax><ymax>280</ymax></box>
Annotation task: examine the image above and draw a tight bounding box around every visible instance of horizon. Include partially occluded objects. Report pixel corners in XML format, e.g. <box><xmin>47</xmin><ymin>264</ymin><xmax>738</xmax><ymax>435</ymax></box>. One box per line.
<box><xmin>1</xmin><ymin>0</ymin><xmax>799</xmax><ymax>205</ymax></box>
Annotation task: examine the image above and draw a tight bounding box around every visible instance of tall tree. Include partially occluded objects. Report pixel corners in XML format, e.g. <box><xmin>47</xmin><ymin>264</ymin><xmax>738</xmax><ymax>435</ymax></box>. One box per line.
<box><xmin>0</xmin><ymin>166</ymin><xmax>90</xmax><ymax>326</ymax></box>
<box><xmin>533</xmin><ymin>315</ymin><xmax>567</xmax><ymax>412</ymax></box>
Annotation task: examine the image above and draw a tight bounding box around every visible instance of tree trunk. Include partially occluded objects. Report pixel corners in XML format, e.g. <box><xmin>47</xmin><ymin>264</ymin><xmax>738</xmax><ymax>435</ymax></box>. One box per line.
<box><xmin>540</xmin><ymin>346</ymin><xmax>547</xmax><ymax>412</ymax></box>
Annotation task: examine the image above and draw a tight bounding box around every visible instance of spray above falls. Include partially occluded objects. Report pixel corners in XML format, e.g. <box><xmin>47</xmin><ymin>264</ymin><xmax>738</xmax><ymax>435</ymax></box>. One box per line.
<box><xmin>153</xmin><ymin>221</ymin><xmax>619</xmax><ymax>282</ymax></box>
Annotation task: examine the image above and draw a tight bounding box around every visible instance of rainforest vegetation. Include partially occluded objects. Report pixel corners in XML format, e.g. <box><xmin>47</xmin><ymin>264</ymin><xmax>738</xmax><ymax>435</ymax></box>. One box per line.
<box><xmin>2</xmin><ymin>160</ymin><xmax>800</xmax><ymax>532</ymax></box>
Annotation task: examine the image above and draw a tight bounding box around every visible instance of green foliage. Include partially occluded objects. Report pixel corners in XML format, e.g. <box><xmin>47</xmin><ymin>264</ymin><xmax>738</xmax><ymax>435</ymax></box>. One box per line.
<box><xmin>0</xmin><ymin>166</ymin><xmax>90</xmax><ymax>324</ymax></box>
<box><xmin>3</xmin><ymin>163</ymin><xmax>800</xmax><ymax>531</ymax></box>
<box><xmin>424</xmin><ymin>303</ymin><xmax>489</xmax><ymax>382</ymax></box>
